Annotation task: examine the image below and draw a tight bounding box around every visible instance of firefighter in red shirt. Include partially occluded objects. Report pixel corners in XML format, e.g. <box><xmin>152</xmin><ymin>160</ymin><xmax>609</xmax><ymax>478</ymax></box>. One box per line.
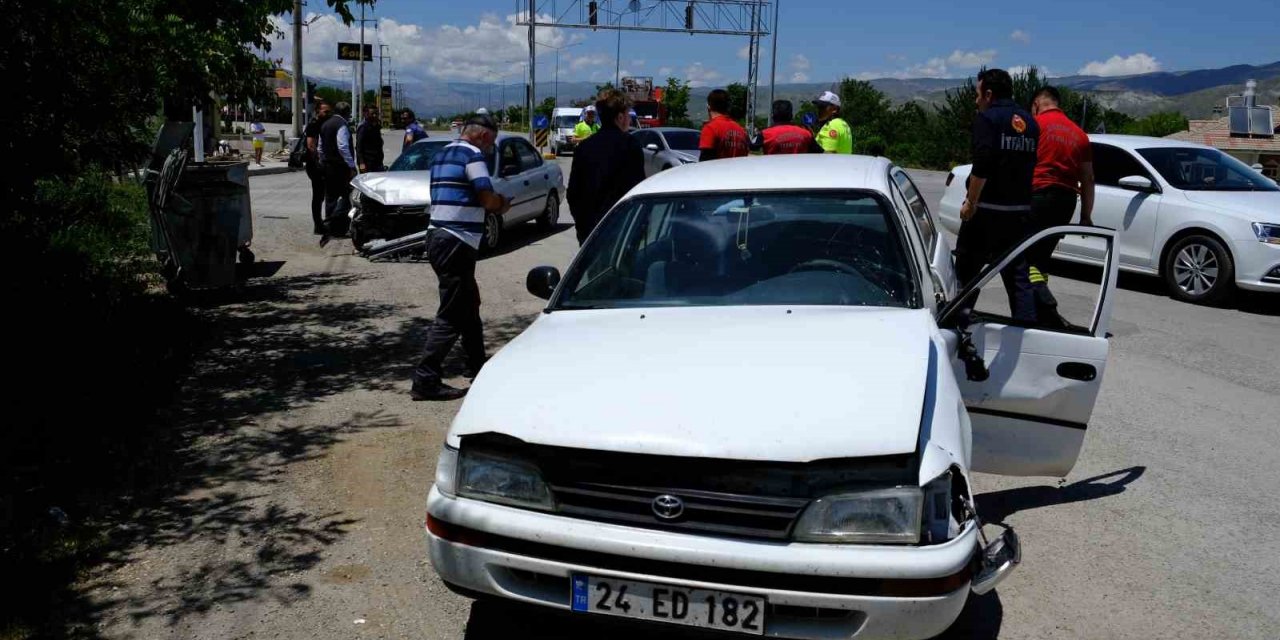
<box><xmin>750</xmin><ymin>100</ymin><xmax>823</xmax><ymax>155</ymax></box>
<box><xmin>1030</xmin><ymin>85</ymin><xmax>1096</xmax><ymax>326</ymax></box>
<box><xmin>698</xmin><ymin>89</ymin><xmax>749</xmax><ymax>161</ymax></box>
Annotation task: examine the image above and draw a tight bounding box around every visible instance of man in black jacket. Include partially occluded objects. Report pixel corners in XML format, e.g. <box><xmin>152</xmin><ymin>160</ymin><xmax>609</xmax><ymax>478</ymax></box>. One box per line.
<box><xmin>304</xmin><ymin>101</ymin><xmax>331</xmax><ymax>234</ymax></box>
<box><xmin>318</xmin><ymin>101</ymin><xmax>357</xmax><ymax>236</ymax></box>
<box><xmin>356</xmin><ymin>106</ymin><xmax>384</xmax><ymax>173</ymax></box>
<box><xmin>567</xmin><ymin>89</ymin><xmax>646</xmax><ymax>245</ymax></box>
<box><xmin>955</xmin><ymin>68</ymin><xmax>1040</xmax><ymax>322</ymax></box>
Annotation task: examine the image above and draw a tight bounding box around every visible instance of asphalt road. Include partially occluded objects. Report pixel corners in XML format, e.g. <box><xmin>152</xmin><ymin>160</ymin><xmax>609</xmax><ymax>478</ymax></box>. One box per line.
<box><xmin>82</xmin><ymin>146</ymin><xmax>1280</xmax><ymax>639</ymax></box>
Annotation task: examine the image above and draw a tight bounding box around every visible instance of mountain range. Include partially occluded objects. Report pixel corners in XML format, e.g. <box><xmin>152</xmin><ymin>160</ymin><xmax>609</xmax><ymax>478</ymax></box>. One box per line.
<box><xmin>317</xmin><ymin>60</ymin><xmax>1280</xmax><ymax>121</ymax></box>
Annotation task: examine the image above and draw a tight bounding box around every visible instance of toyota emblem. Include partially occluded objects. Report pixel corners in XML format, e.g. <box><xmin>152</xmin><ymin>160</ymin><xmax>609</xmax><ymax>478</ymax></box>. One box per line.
<box><xmin>651</xmin><ymin>494</ymin><xmax>684</xmax><ymax>520</ymax></box>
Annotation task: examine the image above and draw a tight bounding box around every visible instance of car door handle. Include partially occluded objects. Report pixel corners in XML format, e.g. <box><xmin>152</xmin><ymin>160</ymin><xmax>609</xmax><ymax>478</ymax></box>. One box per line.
<box><xmin>1057</xmin><ymin>362</ymin><xmax>1097</xmax><ymax>381</ymax></box>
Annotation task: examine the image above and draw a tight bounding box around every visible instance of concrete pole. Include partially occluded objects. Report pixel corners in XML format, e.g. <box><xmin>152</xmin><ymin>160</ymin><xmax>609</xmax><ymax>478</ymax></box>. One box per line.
<box><xmin>769</xmin><ymin>0</ymin><xmax>779</xmax><ymax>112</ymax></box>
<box><xmin>527</xmin><ymin>0</ymin><xmax>536</xmax><ymax>142</ymax></box>
<box><xmin>356</xmin><ymin>3</ymin><xmax>365</xmax><ymax>122</ymax></box>
<box><xmin>291</xmin><ymin>0</ymin><xmax>304</xmax><ymax>138</ymax></box>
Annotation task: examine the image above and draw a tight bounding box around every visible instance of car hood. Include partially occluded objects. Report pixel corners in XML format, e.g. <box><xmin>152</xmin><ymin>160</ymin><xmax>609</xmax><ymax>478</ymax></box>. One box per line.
<box><xmin>350</xmin><ymin>170</ymin><xmax>431</xmax><ymax>206</ymax></box>
<box><xmin>450</xmin><ymin>306</ymin><xmax>934</xmax><ymax>462</ymax></box>
<box><xmin>1178</xmin><ymin>189</ymin><xmax>1280</xmax><ymax>224</ymax></box>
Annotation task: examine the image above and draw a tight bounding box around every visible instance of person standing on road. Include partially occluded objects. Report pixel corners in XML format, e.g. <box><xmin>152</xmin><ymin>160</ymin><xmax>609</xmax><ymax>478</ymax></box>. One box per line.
<box><xmin>356</xmin><ymin>105</ymin><xmax>384</xmax><ymax>173</ymax></box>
<box><xmin>698</xmin><ymin>89</ymin><xmax>749</xmax><ymax>161</ymax></box>
<box><xmin>567</xmin><ymin>90</ymin><xmax>647</xmax><ymax>246</ymax></box>
<box><xmin>410</xmin><ymin>114</ymin><xmax>511</xmax><ymax>401</ymax></box>
<box><xmin>401</xmin><ymin>109</ymin><xmax>428</xmax><ymax>152</ymax></box>
<box><xmin>304</xmin><ymin>101</ymin><xmax>331</xmax><ymax>235</ymax></box>
<box><xmin>573</xmin><ymin>106</ymin><xmax>600</xmax><ymax>143</ymax></box>
<box><xmin>812</xmin><ymin>91</ymin><xmax>853</xmax><ymax>154</ymax></box>
<box><xmin>1029</xmin><ymin>86</ymin><xmax>1095</xmax><ymax>327</ymax></box>
<box><xmin>250</xmin><ymin>114</ymin><xmax>267</xmax><ymax>166</ymax></box>
<box><xmin>955</xmin><ymin>69</ymin><xmax>1041</xmax><ymax>322</ymax></box>
<box><xmin>318</xmin><ymin>101</ymin><xmax>357</xmax><ymax>237</ymax></box>
<box><xmin>751</xmin><ymin>100</ymin><xmax>823</xmax><ymax>155</ymax></box>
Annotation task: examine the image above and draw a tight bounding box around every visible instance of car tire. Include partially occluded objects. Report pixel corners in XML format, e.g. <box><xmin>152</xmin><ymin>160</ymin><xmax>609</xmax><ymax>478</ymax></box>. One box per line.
<box><xmin>537</xmin><ymin>192</ymin><xmax>559</xmax><ymax>230</ymax></box>
<box><xmin>1162</xmin><ymin>233</ymin><xmax>1235</xmax><ymax>305</ymax></box>
<box><xmin>482</xmin><ymin>211</ymin><xmax>502</xmax><ymax>253</ymax></box>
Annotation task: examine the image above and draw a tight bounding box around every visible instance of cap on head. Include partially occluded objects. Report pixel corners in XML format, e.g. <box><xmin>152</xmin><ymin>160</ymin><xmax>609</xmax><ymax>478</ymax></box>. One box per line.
<box><xmin>815</xmin><ymin>91</ymin><xmax>841</xmax><ymax>109</ymax></box>
<box><xmin>583</xmin><ymin>105</ymin><xmax>596</xmax><ymax>112</ymax></box>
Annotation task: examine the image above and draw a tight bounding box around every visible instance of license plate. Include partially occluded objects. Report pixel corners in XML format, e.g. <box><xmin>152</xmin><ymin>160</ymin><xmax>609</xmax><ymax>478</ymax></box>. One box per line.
<box><xmin>571</xmin><ymin>574</ymin><xmax>765</xmax><ymax>635</ymax></box>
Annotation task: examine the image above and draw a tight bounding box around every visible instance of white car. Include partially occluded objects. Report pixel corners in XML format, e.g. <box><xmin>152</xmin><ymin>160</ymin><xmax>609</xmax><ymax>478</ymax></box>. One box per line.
<box><xmin>426</xmin><ymin>155</ymin><xmax>1121</xmax><ymax>639</ymax></box>
<box><xmin>349</xmin><ymin>133</ymin><xmax>564</xmax><ymax>252</ymax></box>
<box><xmin>632</xmin><ymin>126</ymin><xmax>701</xmax><ymax>177</ymax></box>
<box><xmin>939</xmin><ymin>134</ymin><xmax>1280</xmax><ymax>304</ymax></box>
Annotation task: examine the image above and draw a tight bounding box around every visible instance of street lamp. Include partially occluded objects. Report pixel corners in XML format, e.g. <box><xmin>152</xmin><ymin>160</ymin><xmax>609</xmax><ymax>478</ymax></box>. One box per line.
<box><xmin>535</xmin><ymin>40</ymin><xmax>584</xmax><ymax>107</ymax></box>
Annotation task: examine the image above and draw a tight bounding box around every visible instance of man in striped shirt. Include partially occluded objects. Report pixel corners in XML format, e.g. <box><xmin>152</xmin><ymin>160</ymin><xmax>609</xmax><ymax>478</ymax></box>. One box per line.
<box><xmin>410</xmin><ymin>114</ymin><xmax>510</xmax><ymax>401</ymax></box>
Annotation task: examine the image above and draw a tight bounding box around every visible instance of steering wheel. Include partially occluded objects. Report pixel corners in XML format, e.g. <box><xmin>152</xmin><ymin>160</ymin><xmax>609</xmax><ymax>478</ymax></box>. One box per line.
<box><xmin>789</xmin><ymin>259</ymin><xmax>861</xmax><ymax>277</ymax></box>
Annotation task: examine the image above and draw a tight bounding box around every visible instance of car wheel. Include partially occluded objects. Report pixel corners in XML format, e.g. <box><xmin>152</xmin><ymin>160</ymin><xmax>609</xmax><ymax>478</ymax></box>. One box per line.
<box><xmin>482</xmin><ymin>211</ymin><xmax>502</xmax><ymax>252</ymax></box>
<box><xmin>537</xmin><ymin>192</ymin><xmax>559</xmax><ymax>230</ymax></box>
<box><xmin>1163</xmin><ymin>233</ymin><xmax>1235</xmax><ymax>305</ymax></box>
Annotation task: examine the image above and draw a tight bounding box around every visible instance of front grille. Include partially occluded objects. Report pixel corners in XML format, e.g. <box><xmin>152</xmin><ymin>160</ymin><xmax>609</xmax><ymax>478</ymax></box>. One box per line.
<box><xmin>550</xmin><ymin>482</ymin><xmax>808</xmax><ymax>540</ymax></box>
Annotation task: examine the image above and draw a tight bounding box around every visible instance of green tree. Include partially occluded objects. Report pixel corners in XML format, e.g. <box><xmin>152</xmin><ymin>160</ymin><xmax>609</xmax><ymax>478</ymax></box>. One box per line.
<box><xmin>594</xmin><ymin>82</ymin><xmax>616</xmax><ymax>96</ymax></box>
<box><xmin>1122</xmin><ymin>111</ymin><xmax>1189</xmax><ymax>138</ymax></box>
<box><xmin>536</xmin><ymin>96</ymin><xmax>557</xmax><ymax>118</ymax></box>
<box><xmin>725</xmin><ymin>82</ymin><xmax>749</xmax><ymax>121</ymax></box>
<box><xmin>837</xmin><ymin>79</ymin><xmax>891</xmax><ymax>134</ymax></box>
<box><xmin>662</xmin><ymin>77</ymin><xmax>692</xmax><ymax>127</ymax></box>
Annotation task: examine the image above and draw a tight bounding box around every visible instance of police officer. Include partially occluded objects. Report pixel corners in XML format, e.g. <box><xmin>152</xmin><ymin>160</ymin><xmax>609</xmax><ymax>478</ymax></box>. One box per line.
<box><xmin>574</xmin><ymin>105</ymin><xmax>600</xmax><ymax>142</ymax></box>
<box><xmin>955</xmin><ymin>68</ymin><xmax>1041</xmax><ymax>322</ymax></box>
<box><xmin>813</xmin><ymin>91</ymin><xmax>853</xmax><ymax>154</ymax></box>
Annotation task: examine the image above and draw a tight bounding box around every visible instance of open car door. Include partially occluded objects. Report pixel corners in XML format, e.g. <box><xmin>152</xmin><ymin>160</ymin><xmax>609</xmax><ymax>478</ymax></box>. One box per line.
<box><xmin>939</xmin><ymin>226</ymin><xmax>1119</xmax><ymax>477</ymax></box>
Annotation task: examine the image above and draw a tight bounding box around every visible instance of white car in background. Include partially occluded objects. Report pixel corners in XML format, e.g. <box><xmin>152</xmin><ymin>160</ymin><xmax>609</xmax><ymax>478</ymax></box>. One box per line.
<box><xmin>631</xmin><ymin>127</ymin><xmax>701</xmax><ymax>177</ymax></box>
<box><xmin>940</xmin><ymin>134</ymin><xmax>1280</xmax><ymax>304</ymax></box>
<box><xmin>426</xmin><ymin>155</ymin><xmax>1122</xmax><ymax>639</ymax></box>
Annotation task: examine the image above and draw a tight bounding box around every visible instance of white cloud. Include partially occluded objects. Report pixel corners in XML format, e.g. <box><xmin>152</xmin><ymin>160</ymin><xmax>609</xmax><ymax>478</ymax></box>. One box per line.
<box><xmin>1077</xmin><ymin>53</ymin><xmax>1161</xmax><ymax>77</ymax></box>
<box><xmin>684</xmin><ymin>62</ymin><xmax>723</xmax><ymax>88</ymax></box>
<box><xmin>737</xmin><ymin>45</ymin><xmax>751</xmax><ymax>61</ymax></box>
<box><xmin>658</xmin><ymin>66</ymin><xmax>673</xmax><ymax>76</ymax></box>
<box><xmin>272</xmin><ymin>11</ymin><xmax>574</xmax><ymax>85</ymax></box>
<box><xmin>568</xmin><ymin>52</ymin><xmax>613</xmax><ymax>71</ymax></box>
<box><xmin>946</xmin><ymin>49</ymin><xmax>997</xmax><ymax>68</ymax></box>
<box><xmin>790</xmin><ymin>54</ymin><xmax>811</xmax><ymax>71</ymax></box>
<box><xmin>791</xmin><ymin>72</ymin><xmax>810</xmax><ymax>83</ymax></box>
<box><xmin>1010</xmin><ymin>30</ymin><xmax>1031</xmax><ymax>44</ymax></box>
<box><xmin>1008</xmin><ymin>64</ymin><xmax>1053</xmax><ymax>79</ymax></box>
<box><xmin>631</xmin><ymin>59</ymin><xmax>646</xmax><ymax>68</ymax></box>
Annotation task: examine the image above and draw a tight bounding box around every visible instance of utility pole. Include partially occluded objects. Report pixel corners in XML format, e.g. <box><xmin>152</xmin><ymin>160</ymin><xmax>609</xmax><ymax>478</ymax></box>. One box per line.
<box><xmin>527</xmin><ymin>0</ymin><xmax>536</xmax><ymax>142</ymax></box>
<box><xmin>769</xmin><ymin>0</ymin><xmax>779</xmax><ymax>111</ymax></box>
<box><xmin>291</xmin><ymin>0</ymin><xmax>304</xmax><ymax>138</ymax></box>
<box><xmin>356</xmin><ymin>2</ymin><xmax>365</xmax><ymax>121</ymax></box>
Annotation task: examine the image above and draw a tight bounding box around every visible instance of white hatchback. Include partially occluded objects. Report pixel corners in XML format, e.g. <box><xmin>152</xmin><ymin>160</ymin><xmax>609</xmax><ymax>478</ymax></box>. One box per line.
<box><xmin>939</xmin><ymin>134</ymin><xmax>1280</xmax><ymax>304</ymax></box>
<box><xmin>426</xmin><ymin>155</ymin><xmax>1122</xmax><ymax>639</ymax></box>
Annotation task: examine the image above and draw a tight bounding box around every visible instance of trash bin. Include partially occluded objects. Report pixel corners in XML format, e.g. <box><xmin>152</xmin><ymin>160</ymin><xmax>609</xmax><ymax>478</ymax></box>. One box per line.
<box><xmin>151</xmin><ymin>160</ymin><xmax>254</xmax><ymax>289</ymax></box>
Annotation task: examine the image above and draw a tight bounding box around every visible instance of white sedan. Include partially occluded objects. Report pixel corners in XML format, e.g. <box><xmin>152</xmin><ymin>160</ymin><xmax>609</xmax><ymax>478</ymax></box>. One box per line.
<box><xmin>426</xmin><ymin>155</ymin><xmax>1121</xmax><ymax>639</ymax></box>
<box><xmin>940</xmin><ymin>134</ymin><xmax>1280</xmax><ymax>304</ymax></box>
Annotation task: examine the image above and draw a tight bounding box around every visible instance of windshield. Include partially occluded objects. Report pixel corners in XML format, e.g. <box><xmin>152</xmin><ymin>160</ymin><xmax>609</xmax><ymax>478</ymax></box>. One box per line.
<box><xmin>390</xmin><ymin>140</ymin><xmax>450</xmax><ymax>171</ymax></box>
<box><xmin>662</xmin><ymin>131</ymin><xmax>700</xmax><ymax>151</ymax></box>
<box><xmin>554</xmin><ymin>191</ymin><xmax>918</xmax><ymax>310</ymax></box>
<box><xmin>555</xmin><ymin>115</ymin><xmax>580</xmax><ymax>129</ymax></box>
<box><xmin>1137</xmin><ymin>147</ymin><xmax>1279</xmax><ymax>192</ymax></box>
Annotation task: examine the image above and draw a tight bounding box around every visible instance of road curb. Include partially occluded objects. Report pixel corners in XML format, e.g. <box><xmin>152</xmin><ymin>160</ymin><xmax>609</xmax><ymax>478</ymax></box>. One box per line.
<box><xmin>248</xmin><ymin>165</ymin><xmax>296</xmax><ymax>177</ymax></box>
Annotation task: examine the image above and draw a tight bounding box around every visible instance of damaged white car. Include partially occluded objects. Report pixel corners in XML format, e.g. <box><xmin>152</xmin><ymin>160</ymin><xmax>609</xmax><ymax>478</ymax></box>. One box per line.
<box><xmin>427</xmin><ymin>155</ymin><xmax>1119</xmax><ymax>639</ymax></box>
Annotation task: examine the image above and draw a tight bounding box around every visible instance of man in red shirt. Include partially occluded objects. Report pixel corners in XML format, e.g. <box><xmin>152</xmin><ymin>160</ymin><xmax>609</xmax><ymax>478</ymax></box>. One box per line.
<box><xmin>698</xmin><ymin>89</ymin><xmax>749</xmax><ymax>161</ymax></box>
<box><xmin>751</xmin><ymin>100</ymin><xmax>823</xmax><ymax>155</ymax></box>
<box><xmin>1030</xmin><ymin>86</ymin><xmax>1095</xmax><ymax>326</ymax></box>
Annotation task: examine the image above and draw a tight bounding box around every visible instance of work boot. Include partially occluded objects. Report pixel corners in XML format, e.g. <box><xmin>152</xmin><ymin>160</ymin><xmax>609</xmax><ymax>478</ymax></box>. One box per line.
<box><xmin>411</xmin><ymin>383</ymin><xmax>468</xmax><ymax>401</ymax></box>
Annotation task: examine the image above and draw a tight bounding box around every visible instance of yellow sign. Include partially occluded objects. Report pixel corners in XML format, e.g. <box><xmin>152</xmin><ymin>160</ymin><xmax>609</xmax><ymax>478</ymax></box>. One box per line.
<box><xmin>337</xmin><ymin>42</ymin><xmax>373</xmax><ymax>61</ymax></box>
<box><xmin>535</xmin><ymin>129</ymin><xmax>549</xmax><ymax>148</ymax></box>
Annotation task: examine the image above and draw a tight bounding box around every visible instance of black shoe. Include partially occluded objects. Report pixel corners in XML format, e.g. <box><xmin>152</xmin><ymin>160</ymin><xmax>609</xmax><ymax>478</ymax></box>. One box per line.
<box><xmin>314</xmin><ymin>226</ymin><xmax>326</xmax><ymax>235</ymax></box>
<box><xmin>411</xmin><ymin>384</ymin><xmax>468</xmax><ymax>401</ymax></box>
<box><xmin>463</xmin><ymin>357</ymin><xmax>490</xmax><ymax>379</ymax></box>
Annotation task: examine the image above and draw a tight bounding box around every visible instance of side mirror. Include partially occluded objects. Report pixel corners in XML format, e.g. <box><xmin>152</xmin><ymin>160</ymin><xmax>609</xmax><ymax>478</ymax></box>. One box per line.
<box><xmin>645</xmin><ymin>143</ymin><xmax>660</xmax><ymax>151</ymax></box>
<box><xmin>525</xmin><ymin>266</ymin><xmax>561</xmax><ymax>300</ymax></box>
<box><xmin>1117</xmin><ymin>175</ymin><xmax>1154</xmax><ymax>192</ymax></box>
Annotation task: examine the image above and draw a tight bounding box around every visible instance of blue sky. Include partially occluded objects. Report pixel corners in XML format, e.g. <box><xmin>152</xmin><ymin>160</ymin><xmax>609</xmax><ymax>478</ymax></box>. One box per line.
<box><xmin>283</xmin><ymin>0</ymin><xmax>1278</xmax><ymax>90</ymax></box>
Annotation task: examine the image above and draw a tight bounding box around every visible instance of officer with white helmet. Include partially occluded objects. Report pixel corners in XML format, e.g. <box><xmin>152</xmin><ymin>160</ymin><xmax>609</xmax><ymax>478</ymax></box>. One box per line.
<box><xmin>812</xmin><ymin>90</ymin><xmax>853</xmax><ymax>154</ymax></box>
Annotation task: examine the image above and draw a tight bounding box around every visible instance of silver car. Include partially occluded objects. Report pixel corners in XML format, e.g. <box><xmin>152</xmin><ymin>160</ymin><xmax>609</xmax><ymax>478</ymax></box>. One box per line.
<box><xmin>349</xmin><ymin>133</ymin><xmax>565</xmax><ymax>252</ymax></box>
<box><xmin>631</xmin><ymin>127</ymin><xmax>701</xmax><ymax>177</ymax></box>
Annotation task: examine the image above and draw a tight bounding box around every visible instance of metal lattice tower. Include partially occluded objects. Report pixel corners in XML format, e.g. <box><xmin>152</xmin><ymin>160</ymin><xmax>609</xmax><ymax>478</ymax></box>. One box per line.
<box><xmin>517</xmin><ymin>0</ymin><xmax>773</xmax><ymax>139</ymax></box>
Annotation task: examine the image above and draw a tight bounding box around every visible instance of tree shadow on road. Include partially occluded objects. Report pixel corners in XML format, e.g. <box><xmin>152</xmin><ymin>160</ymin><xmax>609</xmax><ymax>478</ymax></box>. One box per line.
<box><xmin>976</xmin><ymin>466</ymin><xmax>1147</xmax><ymax>526</ymax></box>
<box><xmin>4</xmin><ymin>269</ymin><xmax>543</xmax><ymax>638</ymax></box>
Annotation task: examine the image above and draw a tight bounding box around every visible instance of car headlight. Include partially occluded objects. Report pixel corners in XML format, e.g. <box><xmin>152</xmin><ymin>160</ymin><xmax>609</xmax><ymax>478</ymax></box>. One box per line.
<box><xmin>456</xmin><ymin>449</ymin><xmax>554</xmax><ymax>510</ymax></box>
<box><xmin>1253</xmin><ymin>222</ymin><xmax>1280</xmax><ymax>245</ymax></box>
<box><xmin>794</xmin><ymin>486</ymin><xmax>923</xmax><ymax>544</ymax></box>
<box><xmin>434</xmin><ymin>446</ymin><xmax>459</xmax><ymax>496</ymax></box>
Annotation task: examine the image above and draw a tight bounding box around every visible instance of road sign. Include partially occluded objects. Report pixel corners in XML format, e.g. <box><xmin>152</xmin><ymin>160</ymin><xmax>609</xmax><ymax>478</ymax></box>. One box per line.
<box><xmin>802</xmin><ymin>112</ymin><xmax>816</xmax><ymax>127</ymax></box>
<box><xmin>533</xmin><ymin>115</ymin><xmax>549</xmax><ymax>130</ymax></box>
<box><xmin>535</xmin><ymin>129</ymin><xmax>549</xmax><ymax>148</ymax></box>
<box><xmin>338</xmin><ymin>42</ymin><xmax>373</xmax><ymax>61</ymax></box>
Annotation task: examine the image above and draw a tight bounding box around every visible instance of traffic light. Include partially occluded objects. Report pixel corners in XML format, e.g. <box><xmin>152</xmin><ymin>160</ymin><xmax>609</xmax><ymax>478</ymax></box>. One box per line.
<box><xmin>685</xmin><ymin>2</ymin><xmax>694</xmax><ymax>30</ymax></box>
<box><xmin>588</xmin><ymin>1</ymin><xmax>598</xmax><ymax>27</ymax></box>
